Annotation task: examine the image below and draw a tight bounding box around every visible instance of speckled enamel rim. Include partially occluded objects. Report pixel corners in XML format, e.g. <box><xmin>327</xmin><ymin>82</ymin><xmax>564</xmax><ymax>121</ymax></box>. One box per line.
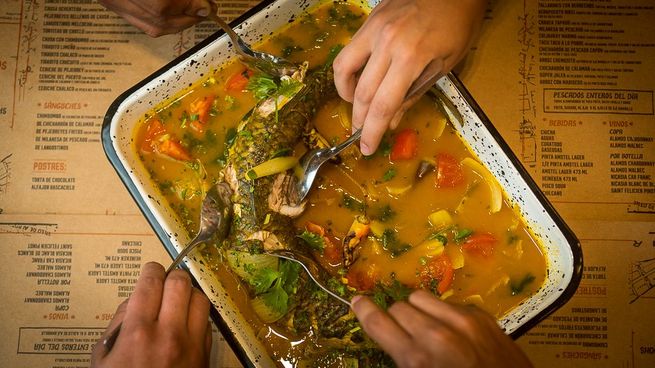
<box><xmin>436</xmin><ymin>74</ymin><xmax>583</xmax><ymax>338</ymax></box>
<box><xmin>102</xmin><ymin>0</ymin><xmax>583</xmax><ymax>365</ymax></box>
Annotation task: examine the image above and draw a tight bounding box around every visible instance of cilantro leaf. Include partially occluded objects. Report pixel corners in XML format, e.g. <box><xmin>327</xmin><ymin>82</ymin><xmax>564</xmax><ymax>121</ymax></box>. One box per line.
<box><xmin>384</xmin><ymin>279</ymin><xmax>412</xmax><ymax>301</ymax></box>
<box><xmin>279</xmin><ymin>260</ymin><xmax>301</xmax><ymax>295</ymax></box>
<box><xmin>261</xmin><ymin>282</ymin><xmax>289</xmax><ymax>314</ymax></box>
<box><xmin>247</xmin><ymin>74</ymin><xmax>278</xmax><ymax>100</ymax></box>
<box><xmin>250</xmin><ymin>268</ymin><xmax>281</xmax><ymax>294</ymax></box>
<box><xmin>382</xmin><ymin>168</ymin><xmax>396</xmax><ymax>182</ymax></box>
<box><xmin>298</xmin><ymin>230</ymin><xmax>326</xmax><ymax>251</ymax></box>
<box><xmin>510</xmin><ymin>273</ymin><xmax>536</xmax><ymax>296</ymax></box>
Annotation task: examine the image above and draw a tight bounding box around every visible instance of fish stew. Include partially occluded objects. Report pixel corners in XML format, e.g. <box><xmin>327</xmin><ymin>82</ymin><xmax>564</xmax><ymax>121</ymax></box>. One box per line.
<box><xmin>133</xmin><ymin>0</ymin><xmax>547</xmax><ymax>365</ymax></box>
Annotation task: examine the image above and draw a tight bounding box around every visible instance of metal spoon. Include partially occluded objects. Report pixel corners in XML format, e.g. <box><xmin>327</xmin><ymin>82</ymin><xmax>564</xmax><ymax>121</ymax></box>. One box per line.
<box><xmin>265</xmin><ymin>248</ymin><xmax>350</xmax><ymax>306</ymax></box>
<box><xmin>206</xmin><ymin>10</ymin><xmax>298</xmax><ymax>77</ymax></box>
<box><xmin>295</xmin><ymin>69</ymin><xmax>445</xmax><ymax>202</ymax></box>
<box><xmin>102</xmin><ymin>183</ymin><xmax>233</xmax><ymax>351</ymax></box>
<box><xmin>296</xmin><ymin>128</ymin><xmax>362</xmax><ymax>202</ymax></box>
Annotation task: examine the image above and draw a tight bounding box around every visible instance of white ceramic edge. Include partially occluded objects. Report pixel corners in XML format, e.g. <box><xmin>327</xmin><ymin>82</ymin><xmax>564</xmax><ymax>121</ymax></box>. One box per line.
<box><xmin>105</xmin><ymin>0</ymin><xmax>578</xmax><ymax>365</ymax></box>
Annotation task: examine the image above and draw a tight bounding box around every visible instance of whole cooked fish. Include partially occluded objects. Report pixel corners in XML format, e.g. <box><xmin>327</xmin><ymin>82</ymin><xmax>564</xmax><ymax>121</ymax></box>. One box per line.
<box><xmin>223</xmin><ymin>63</ymin><xmax>336</xmax><ymax>253</ymax></box>
<box><xmin>214</xmin><ymin>62</ymin><xmax>392</xmax><ymax>365</ymax></box>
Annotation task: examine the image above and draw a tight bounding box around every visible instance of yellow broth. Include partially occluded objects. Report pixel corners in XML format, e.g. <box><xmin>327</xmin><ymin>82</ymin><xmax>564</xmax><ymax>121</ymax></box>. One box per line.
<box><xmin>133</xmin><ymin>1</ymin><xmax>546</xmax><ymax>365</ymax></box>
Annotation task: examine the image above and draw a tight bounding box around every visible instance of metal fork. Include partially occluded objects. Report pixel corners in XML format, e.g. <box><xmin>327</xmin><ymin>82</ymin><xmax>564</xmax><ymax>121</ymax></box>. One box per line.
<box><xmin>265</xmin><ymin>249</ymin><xmax>350</xmax><ymax>305</ymax></box>
<box><xmin>206</xmin><ymin>10</ymin><xmax>298</xmax><ymax>77</ymax></box>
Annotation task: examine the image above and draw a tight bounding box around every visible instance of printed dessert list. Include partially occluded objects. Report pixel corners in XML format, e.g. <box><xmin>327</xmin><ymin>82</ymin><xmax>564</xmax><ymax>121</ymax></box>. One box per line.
<box><xmin>0</xmin><ymin>0</ymin><xmax>653</xmax><ymax>367</ymax></box>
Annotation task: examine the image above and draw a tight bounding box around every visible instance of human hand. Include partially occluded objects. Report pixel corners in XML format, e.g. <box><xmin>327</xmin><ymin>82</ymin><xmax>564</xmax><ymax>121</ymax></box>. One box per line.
<box><xmin>333</xmin><ymin>0</ymin><xmax>486</xmax><ymax>155</ymax></box>
<box><xmin>91</xmin><ymin>262</ymin><xmax>212</xmax><ymax>368</ymax></box>
<box><xmin>98</xmin><ymin>0</ymin><xmax>214</xmax><ymax>36</ymax></box>
<box><xmin>350</xmin><ymin>290</ymin><xmax>533</xmax><ymax>368</ymax></box>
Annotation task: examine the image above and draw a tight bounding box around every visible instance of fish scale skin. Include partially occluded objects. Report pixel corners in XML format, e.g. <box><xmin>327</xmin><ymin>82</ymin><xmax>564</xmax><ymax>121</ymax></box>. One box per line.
<box><xmin>225</xmin><ymin>67</ymin><xmax>337</xmax><ymax>252</ymax></box>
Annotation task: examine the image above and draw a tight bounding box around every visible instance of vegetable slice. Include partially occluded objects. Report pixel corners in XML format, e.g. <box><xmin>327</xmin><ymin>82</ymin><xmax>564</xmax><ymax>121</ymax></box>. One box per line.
<box><xmin>250</xmin><ymin>295</ymin><xmax>285</xmax><ymax>323</ymax></box>
<box><xmin>461</xmin><ymin>157</ymin><xmax>503</xmax><ymax>213</ymax></box>
<box><xmin>462</xmin><ymin>232</ymin><xmax>497</xmax><ymax>257</ymax></box>
<box><xmin>245</xmin><ymin>156</ymin><xmax>298</xmax><ymax>180</ymax></box>
<box><xmin>419</xmin><ymin>254</ymin><xmax>454</xmax><ymax>294</ymax></box>
<box><xmin>428</xmin><ymin>209</ymin><xmax>453</xmax><ymax>230</ymax></box>
<box><xmin>225</xmin><ymin>251</ymin><xmax>279</xmax><ymax>281</ymax></box>
<box><xmin>226</xmin><ymin>67</ymin><xmax>254</xmax><ymax>92</ymax></box>
<box><xmin>436</xmin><ymin>153</ymin><xmax>464</xmax><ymax>188</ymax></box>
<box><xmin>390</xmin><ymin>128</ymin><xmax>418</xmax><ymax>161</ymax></box>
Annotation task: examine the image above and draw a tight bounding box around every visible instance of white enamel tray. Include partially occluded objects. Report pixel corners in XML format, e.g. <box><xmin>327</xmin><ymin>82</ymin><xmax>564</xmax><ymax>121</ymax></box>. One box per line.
<box><xmin>102</xmin><ymin>1</ymin><xmax>582</xmax><ymax>366</ymax></box>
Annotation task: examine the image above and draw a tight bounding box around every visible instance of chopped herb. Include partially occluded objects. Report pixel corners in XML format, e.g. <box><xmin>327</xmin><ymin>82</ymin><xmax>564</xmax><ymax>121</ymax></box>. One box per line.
<box><xmin>372</xmin><ymin>290</ymin><xmax>388</xmax><ymax>309</ymax></box>
<box><xmin>224</xmin><ymin>95</ymin><xmax>237</xmax><ymax>110</ymax></box>
<box><xmin>378</xmin><ymin>136</ymin><xmax>393</xmax><ymax>157</ymax></box>
<box><xmin>261</xmin><ymin>283</ymin><xmax>289</xmax><ymax>314</ymax></box>
<box><xmin>454</xmin><ymin>228</ymin><xmax>473</xmax><ymax>242</ymax></box>
<box><xmin>180</xmin><ymin>111</ymin><xmax>189</xmax><ymax>129</ymax></box>
<box><xmin>225</xmin><ymin>127</ymin><xmax>237</xmax><ymax>147</ymax></box>
<box><xmin>247</xmin><ymin>74</ymin><xmax>278</xmax><ymax>100</ymax></box>
<box><xmin>380</xmin><ymin>229</ymin><xmax>411</xmax><ymax>257</ymax></box>
<box><xmin>238</xmin><ymin>130</ymin><xmax>253</xmax><ymax>139</ymax></box>
<box><xmin>314</xmin><ymin>31</ymin><xmax>329</xmax><ymax>43</ymax></box>
<box><xmin>327</xmin><ymin>278</ymin><xmax>347</xmax><ymax>296</ymax></box>
<box><xmin>381</xmin><ymin>229</ymin><xmax>397</xmax><ymax>249</ymax></box>
<box><xmin>255</xmin><ymin>260</ymin><xmax>301</xmax><ymax>314</ymax></box>
<box><xmin>251</xmin><ymin>267</ymin><xmax>280</xmax><ymax>294</ymax></box>
<box><xmin>510</xmin><ymin>273</ymin><xmax>536</xmax><ymax>296</ymax></box>
<box><xmin>185</xmin><ymin>160</ymin><xmax>200</xmax><ymax>172</ymax></box>
<box><xmin>507</xmin><ymin>232</ymin><xmax>520</xmax><ymax>244</ymax></box>
<box><xmin>376</xmin><ymin>204</ymin><xmax>396</xmax><ymax>222</ymax></box>
<box><xmin>385</xmin><ymin>279</ymin><xmax>412</xmax><ymax>301</ymax></box>
<box><xmin>325</xmin><ymin>44</ymin><xmax>344</xmax><ymax>67</ymax></box>
<box><xmin>428</xmin><ymin>233</ymin><xmax>449</xmax><ymax>245</ymax></box>
<box><xmin>282</xmin><ymin>44</ymin><xmax>303</xmax><ymax>57</ymax></box>
<box><xmin>214</xmin><ymin>152</ymin><xmax>226</xmax><ymax>167</ymax></box>
<box><xmin>382</xmin><ymin>168</ymin><xmax>397</xmax><ymax>182</ymax></box>
<box><xmin>271</xmin><ymin>147</ymin><xmax>292</xmax><ymax>159</ymax></box>
<box><xmin>298</xmin><ymin>230</ymin><xmax>325</xmax><ymax>251</ymax></box>
<box><xmin>341</xmin><ymin>194</ymin><xmax>366</xmax><ymax>213</ymax></box>
<box><xmin>158</xmin><ymin>180</ymin><xmax>173</xmax><ymax>192</ymax></box>
<box><xmin>279</xmin><ymin>260</ymin><xmax>301</xmax><ymax>294</ymax></box>
<box><xmin>189</xmin><ymin>113</ymin><xmax>199</xmax><ymax>121</ymax></box>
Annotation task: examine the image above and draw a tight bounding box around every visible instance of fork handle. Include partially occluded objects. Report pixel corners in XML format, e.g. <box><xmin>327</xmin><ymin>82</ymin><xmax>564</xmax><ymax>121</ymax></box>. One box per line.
<box><xmin>205</xmin><ymin>10</ymin><xmax>251</xmax><ymax>60</ymax></box>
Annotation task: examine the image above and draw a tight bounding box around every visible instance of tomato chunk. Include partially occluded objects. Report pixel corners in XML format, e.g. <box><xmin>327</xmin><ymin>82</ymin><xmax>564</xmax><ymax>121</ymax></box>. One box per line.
<box><xmin>141</xmin><ymin>119</ymin><xmax>166</xmax><ymax>153</ymax></box>
<box><xmin>436</xmin><ymin>153</ymin><xmax>464</xmax><ymax>188</ymax></box>
<box><xmin>188</xmin><ymin>95</ymin><xmax>215</xmax><ymax>133</ymax></box>
<box><xmin>304</xmin><ymin>222</ymin><xmax>342</xmax><ymax>265</ymax></box>
<box><xmin>462</xmin><ymin>232</ymin><xmax>497</xmax><ymax>257</ymax></box>
<box><xmin>158</xmin><ymin>139</ymin><xmax>192</xmax><ymax>161</ymax></box>
<box><xmin>140</xmin><ymin>118</ymin><xmax>192</xmax><ymax>161</ymax></box>
<box><xmin>390</xmin><ymin>128</ymin><xmax>418</xmax><ymax>161</ymax></box>
<box><xmin>225</xmin><ymin>67</ymin><xmax>254</xmax><ymax>92</ymax></box>
<box><xmin>419</xmin><ymin>254</ymin><xmax>454</xmax><ymax>294</ymax></box>
<box><xmin>346</xmin><ymin>266</ymin><xmax>378</xmax><ymax>291</ymax></box>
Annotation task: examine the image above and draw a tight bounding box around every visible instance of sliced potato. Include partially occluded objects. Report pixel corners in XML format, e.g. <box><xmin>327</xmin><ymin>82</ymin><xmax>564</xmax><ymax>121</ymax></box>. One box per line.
<box><xmin>428</xmin><ymin>209</ymin><xmax>453</xmax><ymax>230</ymax></box>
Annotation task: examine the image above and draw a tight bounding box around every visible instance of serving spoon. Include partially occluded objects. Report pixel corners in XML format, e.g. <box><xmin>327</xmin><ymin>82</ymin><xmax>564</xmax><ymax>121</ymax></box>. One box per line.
<box><xmin>103</xmin><ymin>183</ymin><xmax>233</xmax><ymax>351</ymax></box>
